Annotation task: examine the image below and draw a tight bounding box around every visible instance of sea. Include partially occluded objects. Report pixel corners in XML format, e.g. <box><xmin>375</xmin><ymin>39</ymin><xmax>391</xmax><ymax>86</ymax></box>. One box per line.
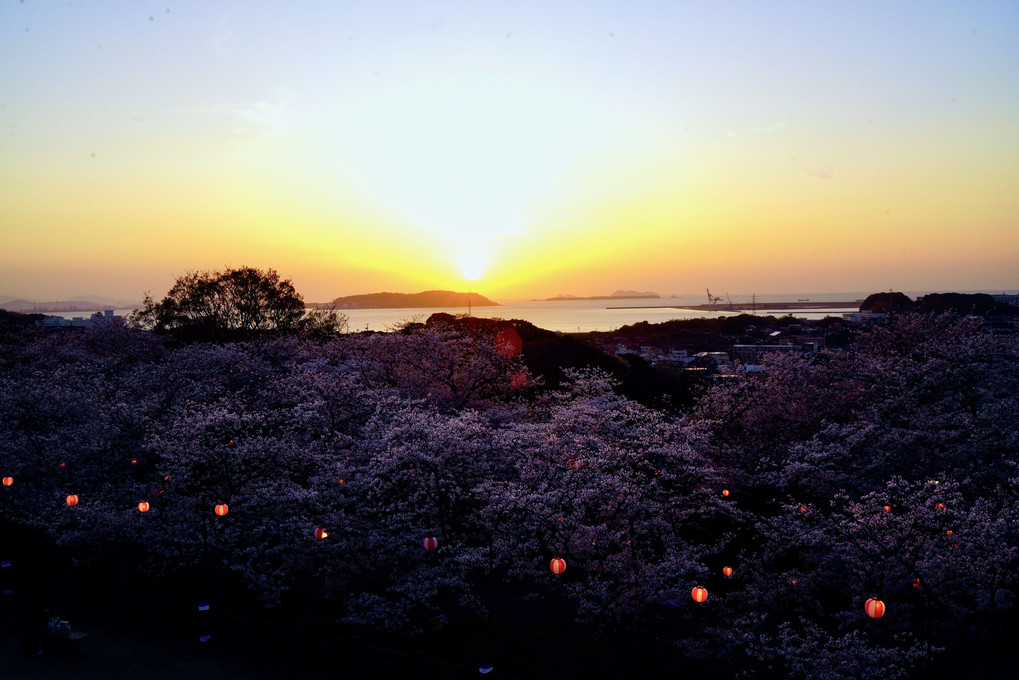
<box><xmin>332</xmin><ymin>294</ymin><xmax>867</xmax><ymax>333</ymax></box>
<box><xmin>42</xmin><ymin>292</ymin><xmax>872</xmax><ymax>333</ymax></box>
<box><xmin>39</xmin><ymin>293</ymin><xmax>866</xmax><ymax>333</ymax></box>
<box><xmin>66</xmin><ymin>287</ymin><xmax>1019</xmax><ymax>334</ymax></box>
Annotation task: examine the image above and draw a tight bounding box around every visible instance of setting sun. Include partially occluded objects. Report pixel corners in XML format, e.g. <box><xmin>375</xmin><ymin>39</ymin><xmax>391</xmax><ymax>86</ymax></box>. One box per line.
<box><xmin>1</xmin><ymin>2</ymin><xmax>1016</xmax><ymax>302</ymax></box>
<box><xmin>456</xmin><ymin>246</ymin><xmax>489</xmax><ymax>281</ymax></box>
<box><xmin>1</xmin><ymin>3</ymin><xmax>1018</xmax><ymax>677</ymax></box>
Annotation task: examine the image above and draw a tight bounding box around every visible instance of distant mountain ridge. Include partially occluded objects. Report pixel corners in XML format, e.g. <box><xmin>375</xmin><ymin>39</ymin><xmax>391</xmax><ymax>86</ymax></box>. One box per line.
<box><xmin>317</xmin><ymin>290</ymin><xmax>499</xmax><ymax>309</ymax></box>
<box><xmin>611</xmin><ymin>290</ymin><xmax>660</xmax><ymax>298</ymax></box>
<box><xmin>546</xmin><ymin>290</ymin><xmax>660</xmax><ymax>301</ymax></box>
<box><xmin>0</xmin><ymin>297</ymin><xmax>141</xmax><ymax>313</ymax></box>
<box><xmin>66</xmin><ymin>294</ymin><xmax>142</xmax><ymax>307</ymax></box>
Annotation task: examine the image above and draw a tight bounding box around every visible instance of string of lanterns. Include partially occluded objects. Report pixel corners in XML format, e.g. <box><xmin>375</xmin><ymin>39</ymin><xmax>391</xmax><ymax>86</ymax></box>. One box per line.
<box><xmin>36</xmin><ymin>457</ymin><xmax>911</xmax><ymax>629</ymax></box>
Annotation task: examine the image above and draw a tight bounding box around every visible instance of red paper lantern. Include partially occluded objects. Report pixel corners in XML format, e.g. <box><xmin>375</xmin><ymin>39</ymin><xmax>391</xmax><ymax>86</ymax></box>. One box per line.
<box><xmin>946</xmin><ymin>530</ymin><xmax>953</xmax><ymax>536</ymax></box>
<box><xmin>314</xmin><ymin>526</ymin><xmax>328</xmax><ymax>540</ymax></box>
<box><xmin>131</xmin><ymin>459</ymin><xmax>138</xmax><ymax>465</ymax></box>
<box><xmin>423</xmin><ymin>536</ymin><xmax>438</xmax><ymax>551</ymax></box>
<box><xmin>228</xmin><ymin>439</ymin><xmax>235</xmax><ymax>447</ymax></box>
<box><xmin>66</xmin><ymin>494</ymin><xmax>79</xmax><ymax>507</ymax></box>
<box><xmin>722</xmin><ymin>566</ymin><xmax>733</xmax><ymax>577</ymax></box>
<box><xmin>912</xmin><ymin>577</ymin><xmax>921</xmax><ymax>590</ymax></box>
<box><xmin>337</xmin><ymin>478</ymin><xmax>345</xmax><ymax>484</ymax></box>
<box><xmin>2</xmin><ymin>476</ymin><xmax>12</xmax><ymax>487</ymax></box>
<box><xmin>936</xmin><ymin>503</ymin><xmax>945</xmax><ymax>510</ymax></box>
<box><xmin>865</xmin><ymin>597</ymin><xmax>885</xmax><ymax>619</ymax></box>
<box><xmin>550</xmin><ymin>557</ymin><xmax>566</xmax><ymax>575</ymax></box>
<box><xmin>214</xmin><ymin>504</ymin><xmax>229</xmax><ymax>516</ymax></box>
<box><xmin>799</xmin><ymin>506</ymin><xmax>807</xmax><ymax>514</ymax></box>
<box><xmin>58</xmin><ymin>462</ymin><xmax>67</xmax><ymax>469</ymax></box>
<box><xmin>722</xmin><ymin>489</ymin><xmax>730</xmax><ymax>497</ymax></box>
<box><xmin>691</xmin><ymin>586</ymin><xmax>708</xmax><ymax>603</ymax></box>
<box><xmin>137</xmin><ymin>501</ymin><xmax>150</xmax><ymax>512</ymax></box>
<box><xmin>883</xmin><ymin>505</ymin><xmax>891</xmax><ymax>512</ymax></box>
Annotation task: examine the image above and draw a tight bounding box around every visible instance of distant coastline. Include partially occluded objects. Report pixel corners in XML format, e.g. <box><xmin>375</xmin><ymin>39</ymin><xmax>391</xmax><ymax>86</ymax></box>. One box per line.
<box><xmin>0</xmin><ymin>299</ymin><xmax>141</xmax><ymax>313</ymax></box>
<box><xmin>620</xmin><ymin>300</ymin><xmax>865</xmax><ymax>312</ymax></box>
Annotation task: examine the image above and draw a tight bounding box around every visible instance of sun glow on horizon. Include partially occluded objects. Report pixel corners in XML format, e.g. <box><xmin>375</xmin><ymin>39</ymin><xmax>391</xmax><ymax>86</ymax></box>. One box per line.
<box><xmin>455</xmin><ymin>244</ymin><xmax>491</xmax><ymax>282</ymax></box>
<box><xmin>1</xmin><ymin>3</ymin><xmax>1017</xmax><ymax>301</ymax></box>
<box><xmin>458</xmin><ymin>262</ymin><xmax>485</xmax><ymax>282</ymax></box>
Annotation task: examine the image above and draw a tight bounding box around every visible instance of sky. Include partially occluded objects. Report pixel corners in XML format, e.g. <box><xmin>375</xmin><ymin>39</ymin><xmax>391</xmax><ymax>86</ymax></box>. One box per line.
<box><xmin>2</xmin><ymin>1</ymin><xmax>1018</xmax><ymax>302</ymax></box>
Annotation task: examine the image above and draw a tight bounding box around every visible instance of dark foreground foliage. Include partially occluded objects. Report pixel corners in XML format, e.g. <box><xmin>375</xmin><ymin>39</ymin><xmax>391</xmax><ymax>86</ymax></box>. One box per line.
<box><xmin>1</xmin><ymin>314</ymin><xmax>1017</xmax><ymax>678</ymax></box>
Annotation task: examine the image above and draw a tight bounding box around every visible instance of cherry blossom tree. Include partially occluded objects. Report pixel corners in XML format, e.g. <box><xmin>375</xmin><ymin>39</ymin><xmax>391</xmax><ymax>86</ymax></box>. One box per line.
<box><xmin>1</xmin><ymin>311</ymin><xmax>1017</xmax><ymax>676</ymax></box>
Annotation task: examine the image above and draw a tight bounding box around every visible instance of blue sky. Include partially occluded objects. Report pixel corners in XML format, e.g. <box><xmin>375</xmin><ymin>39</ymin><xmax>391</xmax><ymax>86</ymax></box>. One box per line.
<box><xmin>2</xmin><ymin>1</ymin><xmax>1017</xmax><ymax>300</ymax></box>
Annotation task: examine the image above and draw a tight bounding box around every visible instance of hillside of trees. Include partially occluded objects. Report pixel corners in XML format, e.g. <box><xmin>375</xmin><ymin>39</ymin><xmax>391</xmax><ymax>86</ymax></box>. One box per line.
<box><xmin>1</xmin><ymin>310</ymin><xmax>1018</xmax><ymax>678</ymax></box>
<box><xmin>860</xmin><ymin>291</ymin><xmax>1018</xmax><ymax>316</ymax></box>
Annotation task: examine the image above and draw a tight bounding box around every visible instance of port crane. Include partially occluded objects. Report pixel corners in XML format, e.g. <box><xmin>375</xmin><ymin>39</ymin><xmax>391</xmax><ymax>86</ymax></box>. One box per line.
<box><xmin>706</xmin><ymin>288</ymin><xmax>724</xmax><ymax>306</ymax></box>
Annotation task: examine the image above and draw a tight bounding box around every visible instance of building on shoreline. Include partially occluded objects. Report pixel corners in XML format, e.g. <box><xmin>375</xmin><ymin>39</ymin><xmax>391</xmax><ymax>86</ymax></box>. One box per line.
<box><xmin>842</xmin><ymin>310</ymin><xmax>887</xmax><ymax>323</ymax></box>
<box><xmin>993</xmin><ymin>294</ymin><xmax>1019</xmax><ymax>307</ymax></box>
<box><xmin>39</xmin><ymin>309</ymin><xmax>122</xmax><ymax>329</ymax></box>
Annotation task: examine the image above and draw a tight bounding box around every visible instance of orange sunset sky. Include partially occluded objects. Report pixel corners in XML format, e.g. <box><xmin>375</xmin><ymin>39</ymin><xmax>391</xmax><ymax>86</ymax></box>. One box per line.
<box><xmin>2</xmin><ymin>1</ymin><xmax>1017</xmax><ymax>302</ymax></box>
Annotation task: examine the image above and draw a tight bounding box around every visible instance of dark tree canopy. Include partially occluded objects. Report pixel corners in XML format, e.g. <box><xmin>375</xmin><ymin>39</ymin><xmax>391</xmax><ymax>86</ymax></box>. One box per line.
<box><xmin>859</xmin><ymin>291</ymin><xmax>916</xmax><ymax>313</ymax></box>
<box><xmin>2</xmin><ymin>312</ymin><xmax>1019</xmax><ymax>677</ymax></box>
<box><xmin>130</xmin><ymin>266</ymin><xmax>307</xmax><ymax>339</ymax></box>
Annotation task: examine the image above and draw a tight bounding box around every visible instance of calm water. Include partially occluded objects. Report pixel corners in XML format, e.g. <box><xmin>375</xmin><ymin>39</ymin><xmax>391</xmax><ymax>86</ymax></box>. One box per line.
<box><xmin>44</xmin><ymin>293</ymin><xmax>870</xmax><ymax>333</ymax></box>
<box><xmin>335</xmin><ymin>293</ymin><xmax>867</xmax><ymax>333</ymax></box>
